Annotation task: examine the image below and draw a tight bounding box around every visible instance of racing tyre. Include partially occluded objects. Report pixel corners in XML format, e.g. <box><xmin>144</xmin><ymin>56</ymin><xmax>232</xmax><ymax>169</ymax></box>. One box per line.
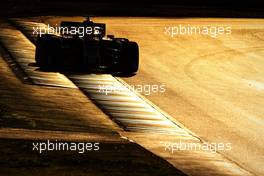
<box><xmin>35</xmin><ymin>34</ymin><xmax>61</xmax><ymax>68</ymax></box>
<box><xmin>121</xmin><ymin>41</ymin><xmax>139</xmax><ymax>74</ymax></box>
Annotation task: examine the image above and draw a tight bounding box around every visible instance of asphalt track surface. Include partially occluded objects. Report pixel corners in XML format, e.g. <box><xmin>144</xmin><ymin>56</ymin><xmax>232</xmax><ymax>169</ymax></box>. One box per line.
<box><xmin>0</xmin><ymin>17</ymin><xmax>263</xmax><ymax>175</ymax></box>
<box><xmin>85</xmin><ymin>17</ymin><xmax>263</xmax><ymax>176</ymax></box>
<box><xmin>20</xmin><ymin>16</ymin><xmax>264</xmax><ymax>175</ymax></box>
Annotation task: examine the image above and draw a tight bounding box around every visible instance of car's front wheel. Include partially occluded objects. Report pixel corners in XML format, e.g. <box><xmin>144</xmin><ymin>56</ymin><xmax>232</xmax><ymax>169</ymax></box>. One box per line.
<box><xmin>120</xmin><ymin>41</ymin><xmax>139</xmax><ymax>74</ymax></box>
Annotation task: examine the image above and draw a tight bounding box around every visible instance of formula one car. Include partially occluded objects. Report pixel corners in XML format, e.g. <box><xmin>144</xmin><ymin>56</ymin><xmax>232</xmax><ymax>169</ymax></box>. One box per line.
<box><xmin>35</xmin><ymin>17</ymin><xmax>139</xmax><ymax>74</ymax></box>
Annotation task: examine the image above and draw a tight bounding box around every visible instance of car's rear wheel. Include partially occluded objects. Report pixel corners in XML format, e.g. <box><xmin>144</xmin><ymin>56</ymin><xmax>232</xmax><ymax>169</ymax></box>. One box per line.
<box><xmin>35</xmin><ymin>34</ymin><xmax>61</xmax><ymax>68</ymax></box>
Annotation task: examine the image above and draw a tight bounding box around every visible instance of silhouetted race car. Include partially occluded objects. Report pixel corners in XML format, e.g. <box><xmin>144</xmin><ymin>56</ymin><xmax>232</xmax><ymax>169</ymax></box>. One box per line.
<box><xmin>35</xmin><ymin>18</ymin><xmax>139</xmax><ymax>74</ymax></box>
